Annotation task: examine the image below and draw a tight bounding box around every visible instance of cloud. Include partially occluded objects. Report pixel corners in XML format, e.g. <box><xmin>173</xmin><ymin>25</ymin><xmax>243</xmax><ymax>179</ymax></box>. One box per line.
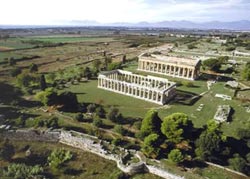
<box><xmin>0</xmin><ymin>0</ymin><xmax>249</xmax><ymax>25</ymax></box>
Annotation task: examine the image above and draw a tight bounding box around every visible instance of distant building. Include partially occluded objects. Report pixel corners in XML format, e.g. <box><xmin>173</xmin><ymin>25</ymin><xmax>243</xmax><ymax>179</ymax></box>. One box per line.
<box><xmin>138</xmin><ymin>54</ymin><xmax>201</xmax><ymax>80</ymax></box>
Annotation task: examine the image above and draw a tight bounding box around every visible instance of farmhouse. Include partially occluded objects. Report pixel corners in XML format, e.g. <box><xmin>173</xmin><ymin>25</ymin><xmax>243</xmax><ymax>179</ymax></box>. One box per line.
<box><xmin>138</xmin><ymin>53</ymin><xmax>201</xmax><ymax>80</ymax></box>
<box><xmin>98</xmin><ymin>70</ymin><xmax>176</xmax><ymax>105</ymax></box>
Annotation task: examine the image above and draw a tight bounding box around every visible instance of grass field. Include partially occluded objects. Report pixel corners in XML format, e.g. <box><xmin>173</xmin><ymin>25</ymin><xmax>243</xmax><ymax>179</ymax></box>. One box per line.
<box><xmin>0</xmin><ymin>38</ymin><xmax>34</xmax><ymax>50</ymax></box>
<box><xmin>65</xmin><ymin>73</ymin><xmax>249</xmax><ymax>138</ymax></box>
<box><xmin>24</xmin><ymin>36</ymin><xmax>115</xmax><ymax>43</ymax></box>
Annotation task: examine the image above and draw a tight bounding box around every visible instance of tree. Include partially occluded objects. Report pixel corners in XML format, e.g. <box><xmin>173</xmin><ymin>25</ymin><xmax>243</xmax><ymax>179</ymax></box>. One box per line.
<box><xmin>58</xmin><ymin>91</ymin><xmax>78</xmax><ymax>112</ymax></box>
<box><xmin>10</xmin><ymin>67</ymin><xmax>22</xmax><ymax>77</ymax></box>
<box><xmin>75</xmin><ymin>113</ymin><xmax>84</xmax><ymax>122</ymax></box>
<box><xmin>48</xmin><ymin>149</ymin><xmax>73</xmax><ymax>169</ymax></box>
<box><xmin>161</xmin><ymin>113</ymin><xmax>192</xmax><ymax>144</ymax></box>
<box><xmin>107</xmin><ymin>107</ymin><xmax>123</xmax><ymax>122</ymax></box>
<box><xmin>45</xmin><ymin>117</ymin><xmax>59</xmax><ymax>129</ymax></box>
<box><xmin>83</xmin><ymin>67</ymin><xmax>92</xmax><ymax>80</ymax></box>
<box><xmin>40</xmin><ymin>74</ymin><xmax>47</xmax><ymax>91</ymax></box>
<box><xmin>195</xmin><ymin>130</ymin><xmax>222</xmax><ymax>161</ymax></box>
<box><xmin>141</xmin><ymin>133</ymin><xmax>160</xmax><ymax>158</ymax></box>
<box><xmin>87</xmin><ymin>104</ymin><xmax>96</xmax><ymax>113</ymax></box>
<box><xmin>8</xmin><ymin>57</ymin><xmax>16</xmax><ymax>66</ymax></box>
<box><xmin>0</xmin><ymin>140</ymin><xmax>15</xmax><ymax>161</ymax></box>
<box><xmin>104</xmin><ymin>56</ymin><xmax>112</xmax><ymax>69</ymax></box>
<box><xmin>114</xmin><ymin>125</ymin><xmax>125</xmax><ymax>135</ymax></box>
<box><xmin>241</xmin><ymin>62</ymin><xmax>250</xmax><ymax>81</ymax></box>
<box><xmin>107</xmin><ymin>62</ymin><xmax>122</xmax><ymax>71</ymax></box>
<box><xmin>16</xmin><ymin>72</ymin><xmax>34</xmax><ymax>88</ymax></box>
<box><xmin>29</xmin><ymin>63</ymin><xmax>38</xmax><ymax>73</ymax></box>
<box><xmin>187</xmin><ymin>43</ymin><xmax>196</xmax><ymax>49</ymax></box>
<box><xmin>228</xmin><ymin>154</ymin><xmax>247</xmax><ymax>173</ymax></box>
<box><xmin>2</xmin><ymin>163</ymin><xmax>43</xmax><ymax>179</ymax></box>
<box><xmin>140</xmin><ymin>109</ymin><xmax>162</xmax><ymax>138</ymax></box>
<box><xmin>35</xmin><ymin>88</ymin><xmax>58</xmax><ymax>106</ymax></box>
<box><xmin>122</xmin><ymin>55</ymin><xmax>126</xmax><ymax>64</ymax></box>
<box><xmin>93</xmin><ymin>59</ymin><xmax>102</xmax><ymax>71</ymax></box>
<box><xmin>168</xmin><ymin>149</ymin><xmax>184</xmax><ymax>164</ymax></box>
<box><xmin>95</xmin><ymin>106</ymin><xmax>105</xmax><ymax>118</ymax></box>
<box><xmin>93</xmin><ymin>117</ymin><xmax>103</xmax><ymax>127</ymax></box>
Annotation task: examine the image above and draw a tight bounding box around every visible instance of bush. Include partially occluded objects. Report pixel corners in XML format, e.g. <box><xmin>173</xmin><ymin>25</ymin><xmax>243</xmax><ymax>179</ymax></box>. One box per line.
<box><xmin>48</xmin><ymin>149</ymin><xmax>73</xmax><ymax>169</ymax></box>
<box><xmin>0</xmin><ymin>140</ymin><xmax>15</xmax><ymax>161</ymax></box>
<box><xmin>10</xmin><ymin>67</ymin><xmax>22</xmax><ymax>77</ymax></box>
<box><xmin>226</xmin><ymin>46</ymin><xmax>236</xmax><ymax>51</ymax></box>
<box><xmin>228</xmin><ymin>154</ymin><xmax>247</xmax><ymax>173</ymax></box>
<box><xmin>95</xmin><ymin>106</ymin><xmax>105</xmax><ymax>118</ymax></box>
<box><xmin>168</xmin><ymin>149</ymin><xmax>184</xmax><ymax>164</ymax></box>
<box><xmin>107</xmin><ymin>107</ymin><xmax>123</xmax><ymax>123</ymax></box>
<box><xmin>182</xmin><ymin>81</ymin><xmax>195</xmax><ymax>87</ymax></box>
<box><xmin>93</xmin><ymin>117</ymin><xmax>103</xmax><ymax>127</ymax></box>
<box><xmin>75</xmin><ymin>113</ymin><xmax>84</xmax><ymax>122</ymax></box>
<box><xmin>187</xmin><ymin>43</ymin><xmax>197</xmax><ymax>49</ymax></box>
<box><xmin>114</xmin><ymin>125</ymin><xmax>126</xmax><ymax>135</ymax></box>
<box><xmin>2</xmin><ymin>163</ymin><xmax>43</xmax><ymax>179</ymax></box>
<box><xmin>107</xmin><ymin>62</ymin><xmax>122</xmax><ymax>71</ymax></box>
<box><xmin>112</xmin><ymin>138</ymin><xmax>122</xmax><ymax>146</ymax></box>
<box><xmin>87</xmin><ymin>104</ymin><xmax>96</xmax><ymax>113</ymax></box>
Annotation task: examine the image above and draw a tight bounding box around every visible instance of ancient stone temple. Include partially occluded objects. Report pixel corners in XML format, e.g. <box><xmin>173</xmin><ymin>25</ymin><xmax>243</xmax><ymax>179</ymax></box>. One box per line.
<box><xmin>98</xmin><ymin>70</ymin><xmax>176</xmax><ymax>105</ymax></box>
<box><xmin>138</xmin><ymin>54</ymin><xmax>201</xmax><ymax>80</ymax></box>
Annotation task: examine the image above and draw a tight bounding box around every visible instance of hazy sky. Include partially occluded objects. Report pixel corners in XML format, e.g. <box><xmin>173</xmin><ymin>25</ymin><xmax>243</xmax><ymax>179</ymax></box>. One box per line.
<box><xmin>1</xmin><ymin>0</ymin><xmax>250</xmax><ymax>25</ymax></box>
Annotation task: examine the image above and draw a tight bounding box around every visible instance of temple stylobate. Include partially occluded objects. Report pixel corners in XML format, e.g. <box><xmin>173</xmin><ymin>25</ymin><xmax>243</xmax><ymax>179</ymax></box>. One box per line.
<box><xmin>98</xmin><ymin>70</ymin><xmax>176</xmax><ymax>105</ymax></box>
<box><xmin>138</xmin><ymin>54</ymin><xmax>201</xmax><ymax>80</ymax></box>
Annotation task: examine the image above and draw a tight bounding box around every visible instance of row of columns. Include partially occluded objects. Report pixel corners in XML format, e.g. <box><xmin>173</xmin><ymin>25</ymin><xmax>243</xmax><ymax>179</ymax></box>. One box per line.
<box><xmin>98</xmin><ymin>77</ymin><xmax>170</xmax><ymax>104</ymax></box>
<box><xmin>105</xmin><ymin>71</ymin><xmax>172</xmax><ymax>89</ymax></box>
<box><xmin>138</xmin><ymin>60</ymin><xmax>198</xmax><ymax>80</ymax></box>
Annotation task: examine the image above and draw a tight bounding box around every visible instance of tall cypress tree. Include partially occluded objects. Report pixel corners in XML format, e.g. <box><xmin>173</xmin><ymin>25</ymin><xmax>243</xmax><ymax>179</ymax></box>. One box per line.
<box><xmin>40</xmin><ymin>74</ymin><xmax>47</xmax><ymax>91</ymax></box>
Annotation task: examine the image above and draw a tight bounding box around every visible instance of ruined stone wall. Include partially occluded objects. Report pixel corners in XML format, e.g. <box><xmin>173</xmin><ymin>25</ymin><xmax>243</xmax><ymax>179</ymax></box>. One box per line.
<box><xmin>0</xmin><ymin>129</ymin><xmax>184</xmax><ymax>179</ymax></box>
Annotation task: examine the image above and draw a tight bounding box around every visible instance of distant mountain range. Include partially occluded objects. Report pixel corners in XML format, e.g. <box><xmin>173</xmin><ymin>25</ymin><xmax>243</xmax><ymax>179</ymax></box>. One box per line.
<box><xmin>66</xmin><ymin>20</ymin><xmax>250</xmax><ymax>30</ymax></box>
<box><xmin>1</xmin><ymin>20</ymin><xmax>250</xmax><ymax>30</ymax></box>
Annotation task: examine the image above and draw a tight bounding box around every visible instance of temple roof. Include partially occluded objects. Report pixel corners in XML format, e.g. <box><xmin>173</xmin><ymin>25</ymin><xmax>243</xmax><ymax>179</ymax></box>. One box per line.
<box><xmin>139</xmin><ymin>54</ymin><xmax>201</xmax><ymax>67</ymax></box>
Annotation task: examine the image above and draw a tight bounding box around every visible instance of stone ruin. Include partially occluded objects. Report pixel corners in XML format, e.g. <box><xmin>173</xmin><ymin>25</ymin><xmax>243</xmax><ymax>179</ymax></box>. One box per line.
<box><xmin>214</xmin><ymin>105</ymin><xmax>231</xmax><ymax>122</ymax></box>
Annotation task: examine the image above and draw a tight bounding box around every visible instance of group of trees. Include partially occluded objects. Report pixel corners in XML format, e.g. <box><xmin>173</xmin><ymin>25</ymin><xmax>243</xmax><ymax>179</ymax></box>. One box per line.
<box><xmin>202</xmin><ymin>56</ymin><xmax>229</xmax><ymax>71</ymax></box>
<box><xmin>139</xmin><ymin>110</ymin><xmax>191</xmax><ymax>163</ymax></box>
<box><xmin>138</xmin><ymin>110</ymin><xmax>250</xmax><ymax>173</ymax></box>
<box><xmin>35</xmin><ymin>88</ymin><xmax>78</xmax><ymax>112</ymax></box>
<box><xmin>241</xmin><ymin>62</ymin><xmax>250</xmax><ymax>81</ymax></box>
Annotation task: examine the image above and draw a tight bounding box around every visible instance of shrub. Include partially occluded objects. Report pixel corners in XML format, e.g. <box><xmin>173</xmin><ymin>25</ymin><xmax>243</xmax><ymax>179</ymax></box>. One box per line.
<box><xmin>75</xmin><ymin>113</ymin><xmax>84</xmax><ymax>122</ymax></box>
<box><xmin>93</xmin><ymin>117</ymin><xmax>103</xmax><ymax>127</ymax></box>
<box><xmin>168</xmin><ymin>149</ymin><xmax>184</xmax><ymax>164</ymax></box>
<box><xmin>226</xmin><ymin>46</ymin><xmax>236</xmax><ymax>51</ymax></box>
<box><xmin>48</xmin><ymin>149</ymin><xmax>73</xmax><ymax>169</ymax></box>
<box><xmin>228</xmin><ymin>154</ymin><xmax>247</xmax><ymax>173</ymax></box>
<box><xmin>95</xmin><ymin>106</ymin><xmax>105</xmax><ymax>118</ymax></box>
<box><xmin>182</xmin><ymin>81</ymin><xmax>194</xmax><ymax>87</ymax></box>
<box><xmin>87</xmin><ymin>104</ymin><xmax>96</xmax><ymax>113</ymax></box>
<box><xmin>10</xmin><ymin>67</ymin><xmax>22</xmax><ymax>77</ymax></box>
<box><xmin>114</xmin><ymin>125</ymin><xmax>126</xmax><ymax>135</ymax></box>
<box><xmin>2</xmin><ymin>163</ymin><xmax>43</xmax><ymax>179</ymax></box>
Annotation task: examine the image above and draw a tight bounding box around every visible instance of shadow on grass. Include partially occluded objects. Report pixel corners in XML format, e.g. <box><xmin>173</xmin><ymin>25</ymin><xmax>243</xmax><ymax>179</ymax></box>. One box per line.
<box><xmin>199</xmin><ymin>73</ymin><xmax>234</xmax><ymax>82</ymax></box>
<box><xmin>170</xmin><ymin>90</ymin><xmax>201</xmax><ymax>106</ymax></box>
<box><xmin>63</xmin><ymin>126</ymin><xmax>87</xmax><ymax>134</ymax></box>
<box><xmin>64</xmin><ymin>168</ymin><xmax>83</xmax><ymax>176</ymax></box>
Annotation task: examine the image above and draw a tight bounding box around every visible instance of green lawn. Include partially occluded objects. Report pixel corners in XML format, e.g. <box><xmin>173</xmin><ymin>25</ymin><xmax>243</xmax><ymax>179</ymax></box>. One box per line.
<box><xmin>67</xmin><ymin>80</ymin><xmax>158</xmax><ymax>118</ymax></box>
<box><xmin>0</xmin><ymin>38</ymin><xmax>34</xmax><ymax>50</ymax></box>
<box><xmin>65</xmin><ymin>74</ymin><xmax>249</xmax><ymax>138</ymax></box>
